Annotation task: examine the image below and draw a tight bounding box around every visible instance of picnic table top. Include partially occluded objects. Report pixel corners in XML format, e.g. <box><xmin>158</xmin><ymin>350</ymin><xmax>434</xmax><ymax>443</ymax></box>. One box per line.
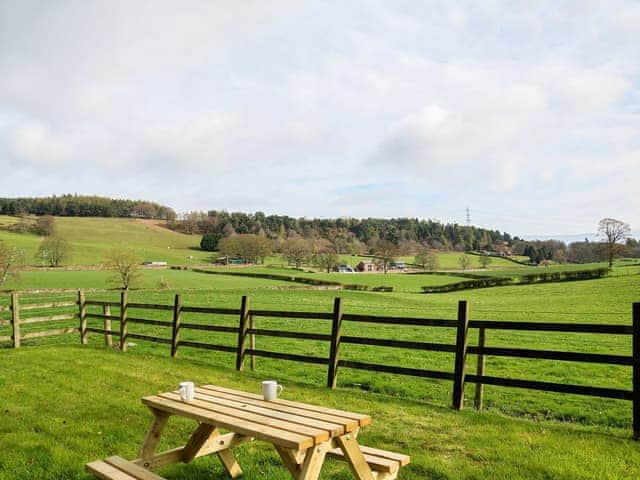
<box><xmin>142</xmin><ymin>384</ymin><xmax>372</xmax><ymax>451</ymax></box>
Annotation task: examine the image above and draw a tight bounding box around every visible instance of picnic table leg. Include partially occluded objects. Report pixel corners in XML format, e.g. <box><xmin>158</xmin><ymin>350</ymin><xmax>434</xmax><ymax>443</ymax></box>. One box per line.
<box><xmin>335</xmin><ymin>434</ymin><xmax>375</xmax><ymax>480</ymax></box>
<box><xmin>139</xmin><ymin>409</ymin><xmax>170</xmax><ymax>460</ymax></box>
<box><xmin>183</xmin><ymin>423</ymin><xmax>243</xmax><ymax>478</ymax></box>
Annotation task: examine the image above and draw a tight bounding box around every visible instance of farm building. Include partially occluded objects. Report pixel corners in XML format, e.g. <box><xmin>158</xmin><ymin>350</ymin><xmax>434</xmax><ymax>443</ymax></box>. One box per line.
<box><xmin>356</xmin><ymin>261</ymin><xmax>378</xmax><ymax>272</ymax></box>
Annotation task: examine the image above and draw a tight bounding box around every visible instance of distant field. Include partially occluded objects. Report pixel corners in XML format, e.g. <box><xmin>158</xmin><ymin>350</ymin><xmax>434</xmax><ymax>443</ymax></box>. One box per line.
<box><xmin>0</xmin><ymin>215</ymin><xmax>208</xmax><ymax>266</ymax></box>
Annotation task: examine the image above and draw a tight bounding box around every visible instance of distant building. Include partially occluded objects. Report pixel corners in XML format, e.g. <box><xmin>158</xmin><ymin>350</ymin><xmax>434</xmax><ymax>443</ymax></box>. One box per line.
<box><xmin>215</xmin><ymin>256</ymin><xmax>243</xmax><ymax>265</ymax></box>
<box><xmin>390</xmin><ymin>261</ymin><xmax>407</xmax><ymax>270</ymax></box>
<box><xmin>142</xmin><ymin>261</ymin><xmax>168</xmax><ymax>267</ymax></box>
<box><xmin>336</xmin><ymin>264</ymin><xmax>355</xmax><ymax>273</ymax></box>
<box><xmin>356</xmin><ymin>261</ymin><xmax>378</xmax><ymax>272</ymax></box>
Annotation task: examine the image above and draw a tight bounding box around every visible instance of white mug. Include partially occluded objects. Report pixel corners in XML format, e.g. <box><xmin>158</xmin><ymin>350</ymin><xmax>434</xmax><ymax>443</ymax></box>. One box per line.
<box><xmin>262</xmin><ymin>380</ymin><xmax>283</xmax><ymax>401</ymax></box>
<box><xmin>179</xmin><ymin>381</ymin><xmax>195</xmax><ymax>402</ymax></box>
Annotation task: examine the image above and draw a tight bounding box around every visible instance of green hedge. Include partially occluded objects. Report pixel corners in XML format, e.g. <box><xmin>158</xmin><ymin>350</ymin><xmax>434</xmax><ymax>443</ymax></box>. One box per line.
<box><xmin>191</xmin><ymin>268</ymin><xmax>342</xmax><ymax>286</ymax></box>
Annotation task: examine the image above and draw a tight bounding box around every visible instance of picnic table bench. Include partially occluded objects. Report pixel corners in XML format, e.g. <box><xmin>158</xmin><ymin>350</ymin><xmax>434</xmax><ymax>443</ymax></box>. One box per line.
<box><xmin>87</xmin><ymin>384</ymin><xmax>409</xmax><ymax>480</ymax></box>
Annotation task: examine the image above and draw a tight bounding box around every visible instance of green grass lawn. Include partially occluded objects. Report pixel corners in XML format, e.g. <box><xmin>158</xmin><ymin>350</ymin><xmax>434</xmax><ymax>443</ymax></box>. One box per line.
<box><xmin>1</xmin><ymin>346</ymin><xmax>639</xmax><ymax>480</ymax></box>
<box><xmin>0</xmin><ymin>215</ymin><xmax>208</xmax><ymax>266</ymax></box>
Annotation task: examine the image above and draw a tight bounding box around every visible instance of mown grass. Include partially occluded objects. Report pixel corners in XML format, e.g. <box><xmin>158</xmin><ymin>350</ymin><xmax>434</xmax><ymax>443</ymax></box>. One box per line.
<box><xmin>1</xmin><ymin>346</ymin><xmax>639</xmax><ymax>480</ymax></box>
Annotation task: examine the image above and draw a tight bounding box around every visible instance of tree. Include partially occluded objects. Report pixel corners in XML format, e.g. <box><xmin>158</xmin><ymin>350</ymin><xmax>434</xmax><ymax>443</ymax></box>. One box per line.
<box><xmin>598</xmin><ymin>218</ymin><xmax>631</xmax><ymax>267</ymax></box>
<box><xmin>458</xmin><ymin>253</ymin><xmax>471</xmax><ymax>271</ymax></box>
<box><xmin>0</xmin><ymin>242</ymin><xmax>23</xmax><ymax>287</ymax></box>
<box><xmin>414</xmin><ymin>249</ymin><xmax>439</xmax><ymax>271</ymax></box>
<box><xmin>34</xmin><ymin>215</ymin><xmax>56</xmax><ymax>236</ymax></box>
<box><xmin>200</xmin><ymin>232</ymin><xmax>222</xmax><ymax>252</ymax></box>
<box><xmin>374</xmin><ymin>239</ymin><xmax>397</xmax><ymax>274</ymax></box>
<box><xmin>281</xmin><ymin>239</ymin><xmax>312</xmax><ymax>268</ymax></box>
<box><xmin>313</xmin><ymin>243</ymin><xmax>340</xmax><ymax>273</ymax></box>
<box><xmin>105</xmin><ymin>248</ymin><xmax>142</xmax><ymax>289</ymax></box>
<box><xmin>37</xmin><ymin>236</ymin><xmax>72</xmax><ymax>267</ymax></box>
<box><xmin>479</xmin><ymin>253</ymin><xmax>492</xmax><ymax>269</ymax></box>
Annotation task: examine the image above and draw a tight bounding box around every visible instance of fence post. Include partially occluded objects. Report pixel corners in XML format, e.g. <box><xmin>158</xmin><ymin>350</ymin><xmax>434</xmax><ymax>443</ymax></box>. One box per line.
<box><xmin>171</xmin><ymin>294</ymin><xmax>182</xmax><ymax>358</ymax></box>
<box><xmin>633</xmin><ymin>302</ymin><xmax>640</xmax><ymax>440</ymax></box>
<box><xmin>78</xmin><ymin>290</ymin><xmax>87</xmax><ymax>345</ymax></box>
<box><xmin>327</xmin><ymin>297</ymin><xmax>344</xmax><ymax>389</ymax></box>
<box><xmin>249</xmin><ymin>314</ymin><xmax>256</xmax><ymax>371</ymax></box>
<box><xmin>474</xmin><ymin>327</ymin><xmax>486</xmax><ymax>410</ymax></box>
<box><xmin>236</xmin><ymin>296</ymin><xmax>250</xmax><ymax>371</ymax></box>
<box><xmin>119</xmin><ymin>290</ymin><xmax>129</xmax><ymax>352</ymax></box>
<box><xmin>10</xmin><ymin>292</ymin><xmax>20</xmax><ymax>348</ymax></box>
<box><xmin>452</xmin><ymin>300</ymin><xmax>469</xmax><ymax>410</ymax></box>
<box><xmin>103</xmin><ymin>304</ymin><xmax>112</xmax><ymax>347</ymax></box>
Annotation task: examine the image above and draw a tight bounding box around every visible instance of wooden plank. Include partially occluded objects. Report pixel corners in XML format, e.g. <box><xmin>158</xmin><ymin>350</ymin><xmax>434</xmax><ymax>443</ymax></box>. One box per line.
<box><xmin>236</xmin><ymin>296</ymin><xmax>250</xmax><ymax>371</ymax></box>
<box><xmin>127</xmin><ymin>317</ymin><xmax>173</xmax><ymax>327</ymax></box>
<box><xmin>335</xmin><ymin>433</ymin><xmax>375</xmax><ymax>480</ymax></box>
<box><xmin>452</xmin><ymin>300</ymin><xmax>469</xmax><ymax>410</ymax></box>
<box><xmin>21</xmin><ymin>327</ymin><xmax>79</xmax><ymax>339</ymax></box>
<box><xmin>103</xmin><ymin>304</ymin><xmax>112</xmax><ymax>347</ymax></box>
<box><xmin>474</xmin><ymin>327</ymin><xmax>486</xmax><ymax>411</ymax></box>
<box><xmin>127</xmin><ymin>333</ymin><xmax>172</xmax><ymax>345</ymax></box>
<box><xmin>469</xmin><ymin>320</ymin><xmax>633</xmax><ymax>334</ymax></box>
<box><xmin>20</xmin><ymin>314</ymin><xmax>76</xmax><ymax>325</ymax></box>
<box><xmin>141</xmin><ymin>395</ymin><xmax>314</xmax><ymax>450</ymax></box>
<box><xmin>178</xmin><ymin>340</ymin><xmax>236</xmax><ymax>353</ymax></box>
<box><xmin>120</xmin><ymin>290</ymin><xmax>128</xmax><ymax>352</ymax></box>
<box><xmin>85</xmin><ymin>300</ymin><xmax>120</xmax><ymax>307</ymax></box>
<box><xmin>247</xmin><ymin>349</ymin><xmax>330</xmax><ymax>365</ymax></box>
<box><xmin>170</xmin><ymin>294</ymin><xmax>181</xmax><ymax>358</ymax></box>
<box><xmin>197</xmin><ymin>387</ymin><xmax>357</xmax><ymax>432</ymax></box>
<box><xmin>139</xmin><ymin>409</ymin><xmax>170</xmax><ymax>460</ymax></box>
<box><xmin>86</xmin><ymin>460</ymin><xmax>137</xmax><ymax>480</ymax></box>
<box><xmin>357</xmin><ymin>446</ymin><xmax>410</xmax><ymax>466</ymax></box>
<box><xmin>297</xmin><ymin>440</ymin><xmax>328</xmax><ymax>480</ymax></box>
<box><xmin>328</xmin><ymin>297</ymin><xmax>344</xmax><ymax>388</ymax></box>
<box><xmin>86</xmin><ymin>313</ymin><xmax>120</xmax><ymax>322</ymax></box>
<box><xmin>86</xmin><ymin>327</ymin><xmax>121</xmax><ymax>337</ymax></box>
<box><xmin>342</xmin><ymin>314</ymin><xmax>457</xmax><ymax>327</ymax></box>
<box><xmin>160</xmin><ymin>392</ymin><xmax>330</xmax><ymax>443</ymax></box>
<box><xmin>633</xmin><ymin>302</ymin><xmax>640</xmax><ymax>440</ymax></box>
<box><xmin>468</xmin><ymin>345</ymin><xmax>633</xmax><ymax>365</ymax></box>
<box><xmin>180</xmin><ymin>323</ymin><xmax>238</xmax><ymax>333</ymax></box>
<box><xmin>78</xmin><ymin>290</ymin><xmax>87</xmax><ymax>345</ymax></box>
<box><xmin>104</xmin><ymin>456</ymin><xmax>166</xmax><ymax>480</ymax></box>
<box><xmin>0</xmin><ymin>305</ymin><xmax>10</xmax><ymax>312</ymax></box>
<box><xmin>327</xmin><ymin>448</ymin><xmax>398</xmax><ymax>473</ymax></box>
<box><xmin>181</xmin><ymin>306</ymin><xmax>239</xmax><ymax>315</ymax></box>
<box><xmin>191</xmin><ymin>389</ymin><xmax>345</xmax><ymax>435</ymax></box>
<box><xmin>274</xmin><ymin>445</ymin><xmax>301</xmax><ymax>477</ymax></box>
<box><xmin>248</xmin><ymin>328</ymin><xmax>331</xmax><ymax>342</ymax></box>
<box><xmin>182</xmin><ymin>423</ymin><xmax>217</xmax><ymax>462</ymax></box>
<box><xmin>338</xmin><ymin>360</ymin><xmax>455</xmax><ymax>381</ymax></box>
<box><xmin>11</xmin><ymin>292</ymin><xmax>19</xmax><ymax>348</ymax></box>
<box><xmin>200</xmin><ymin>385</ymin><xmax>371</xmax><ymax>427</ymax></box>
<box><xmin>20</xmin><ymin>301</ymin><xmax>76</xmax><ymax>310</ymax></box>
<box><xmin>128</xmin><ymin>302</ymin><xmax>173</xmax><ymax>311</ymax></box>
<box><xmin>250</xmin><ymin>310</ymin><xmax>333</xmax><ymax>320</ymax></box>
<box><xmin>0</xmin><ymin>335</ymin><xmax>12</xmax><ymax>342</ymax></box>
<box><xmin>341</xmin><ymin>336</ymin><xmax>457</xmax><ymax>353</ymax></box>
<box><xmin>465</xmin><ymin>374</ymin><xmax>634</xmax><ymax>400</ymax></box>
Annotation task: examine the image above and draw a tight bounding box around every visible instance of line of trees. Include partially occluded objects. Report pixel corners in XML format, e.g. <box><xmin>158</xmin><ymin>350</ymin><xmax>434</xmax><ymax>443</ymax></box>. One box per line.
<box><xmin>0</xmin><ymin>195</ymin><xmax>176</xmax><ymax>220</ymax></box>
<box><xmin>170</xmin><ymin>210</ymin><xmax>515</xmax><ymax>252</ymax></box>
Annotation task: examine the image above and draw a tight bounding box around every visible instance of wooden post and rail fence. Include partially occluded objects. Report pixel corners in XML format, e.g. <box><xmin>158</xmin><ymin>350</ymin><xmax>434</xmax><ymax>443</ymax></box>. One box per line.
<box><xmin>1</xmin><ymin>290</ymin><xmax>639</xmax><ymax>439</ymax></box>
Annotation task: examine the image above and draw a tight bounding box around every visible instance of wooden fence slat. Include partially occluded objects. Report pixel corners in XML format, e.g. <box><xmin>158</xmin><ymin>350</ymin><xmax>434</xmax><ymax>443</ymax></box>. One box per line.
<box><xmin>180</xmin><ymin>323</ymin><xmax>238</xmax><ymax>333</ymax></box>
<box><xmin>127</xmin><ymin>317</ymin><xmax>173</xmax><ymax>327</ymax></box>
<box><xmin>247</xmin><ymin>349</ymin><xmax>329</xmax><ymax>365</ymax></box>
<box><xmin>247</xmin><ymin>329</ymin><xmax>331</xmax><ymax>341</ymax></box>
<box><xmin>21</xmin><ymin>327</ymin><xmax>79</xmax><ymax>339</ymax></box>
<box><xmin>85</xmin><ymin>313</ymin><xmax>120</xmax><ymax>321</ymax></box>
<box><xmin>20</xmin><ymin>301</ymin><xmax>76</xmax><ymax>310</ymax></box>
<box><xmin>127</xmin><ymin>302</ymin><xmax>173</xmax><ymax>311</ymax></box>
<box><xmin>342</xmin><ymin>314</ymin><xmax>457</xmax><ymax>327</ymax></box>
<box><xmin>474</xmin><ymin>327</ymin><xmax>486</xmax><ymax>411</ymax></box>
<box><xmin>340</xmin><ymin>336</ymin><xmax>457</xmax><ymax>352</ymax></box>
<box><xmin>171</xmin><ymin>294</ymin><xmax>182</xmax><ymax>358</ymax></box>
<box><xmin>250</xmin><ymin>310</ymin><xmax>332</xmax><ymax>320</ymax></box>
<box><xmin>180</xmin><ymin>306</ymin><xmax>240</xmax><ymax>315</ymax></box>
<box><xmin>469</xmin><ymin>320</ymin><xmax>632</xmax><ymax>334</ymax></box>
<box><xmin>468</xmin><ymin>345</ymin><xmax>633</xmax><ymax>366</ymax></box>
<box><xmin>633</xmin><ymin>302</ymin><xmax>640</xmax><ymax>440</ymax></box>
<box><xmin>120</xmin><ymin>290</ymin><xmax>128</xmax><ymax>352</ymax></box>
<box><xmin>327</xmin><ymin>297</ymin><xmax>343</xmax><ymax>389</ymax></box>
<box><xmin>178</xmin><ymin>340</ymin><xmax>237</xmax><ymax>353</ymax></box>
<box><xmin>84</xmin><ymin>300</ymin><xmax>120</xmax><ymax>307</ymax></box>
<box><xmin>11</xmin><ymin>292</ymin><xmax>20</xmax><ymax>348</ymax></box>
<box><xmin>103</xmin><ymin>304</ymin><xmax>112</xmax><ymax>347</ymax></box>
<box><xmin>452</xmin><ymin>300</ymin><xmax>469</xmax><ymax>410</ymax></box>
<box><xmin>236</xmin><ymin>296</ymin><xmax>250</xmax><ymax>371</ymax></box>
<box><xmin>20</xmin><ymin>314</ymin><xmax>76</xmax><ymax>325</ymax></box>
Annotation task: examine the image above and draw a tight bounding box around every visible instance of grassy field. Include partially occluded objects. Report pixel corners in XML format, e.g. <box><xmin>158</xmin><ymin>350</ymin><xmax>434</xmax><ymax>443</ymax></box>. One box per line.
<box><xmin>0</xmin><ymin>216</ymin><xmax>210</xmax><ymax>266</ymax></box>
<box><xmin>1</xmin><ymin>346</ymin><xmax>639</xmax><ymax>480</ymax></box>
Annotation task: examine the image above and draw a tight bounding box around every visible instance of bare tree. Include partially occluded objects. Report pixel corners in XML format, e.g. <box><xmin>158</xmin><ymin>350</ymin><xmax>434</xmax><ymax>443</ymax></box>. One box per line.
<box><xmin>415</xmin><ymin>249</ymin><xmax>439</xmax><ymax>271</ymax></box>
<box><xmin>479</xmin><ymin>253</ymin><xmax>492</xmax><ymax>269</ymax></box>
<box><xmin>105</xmin><ymin>248</ymin><xmax>142</xmax><ymax>289</ymax></box>
<box><xmin>0</xmin><ymin>242</ymin><xmax>24</xmax><ymax>287</ymax></box>
<box><xmin>458</xmin><ymin>253</ymin><xmax>471</xmax><ymax>271</ymax></box>
<box><xmin>598</xmin><ymin>218</ymin><xmax>631</xmax><ymax>267</ymax></box>
<box><xmin>281</xmin><ymin>238</ymin><xmax>312</xmax><ymax>268</ymax></box>
<box><xmin>374</xmin><ymin>240</ymin><xmax>397</xmax><ymax>274</ymax></box>
<box><xmin>37</xmin><ymin>236</ymin><xmax>72</xmax><ymax>267</ymax></box>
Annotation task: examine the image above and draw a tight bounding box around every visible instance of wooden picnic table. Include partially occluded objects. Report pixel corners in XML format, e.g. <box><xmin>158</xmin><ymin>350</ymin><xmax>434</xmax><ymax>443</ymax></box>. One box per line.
<box><xmin>131</xmin><ymin>384</ymin><xmax>408</xmax><ymax>480</ymax></box>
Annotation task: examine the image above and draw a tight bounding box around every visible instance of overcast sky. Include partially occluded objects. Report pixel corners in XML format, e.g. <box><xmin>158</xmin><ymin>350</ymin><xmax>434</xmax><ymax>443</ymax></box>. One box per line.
<box><xmin>1</xmin><ymin>1</ymin><xmax>639</xmax><ymax>237</ymax></box>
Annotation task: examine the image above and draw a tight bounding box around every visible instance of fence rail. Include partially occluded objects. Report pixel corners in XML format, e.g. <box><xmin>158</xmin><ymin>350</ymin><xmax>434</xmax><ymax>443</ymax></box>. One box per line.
<box><xmin>3</xmin><ymin>290</ymin><xmax>639</xmax><ymax>439</ymax></box>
